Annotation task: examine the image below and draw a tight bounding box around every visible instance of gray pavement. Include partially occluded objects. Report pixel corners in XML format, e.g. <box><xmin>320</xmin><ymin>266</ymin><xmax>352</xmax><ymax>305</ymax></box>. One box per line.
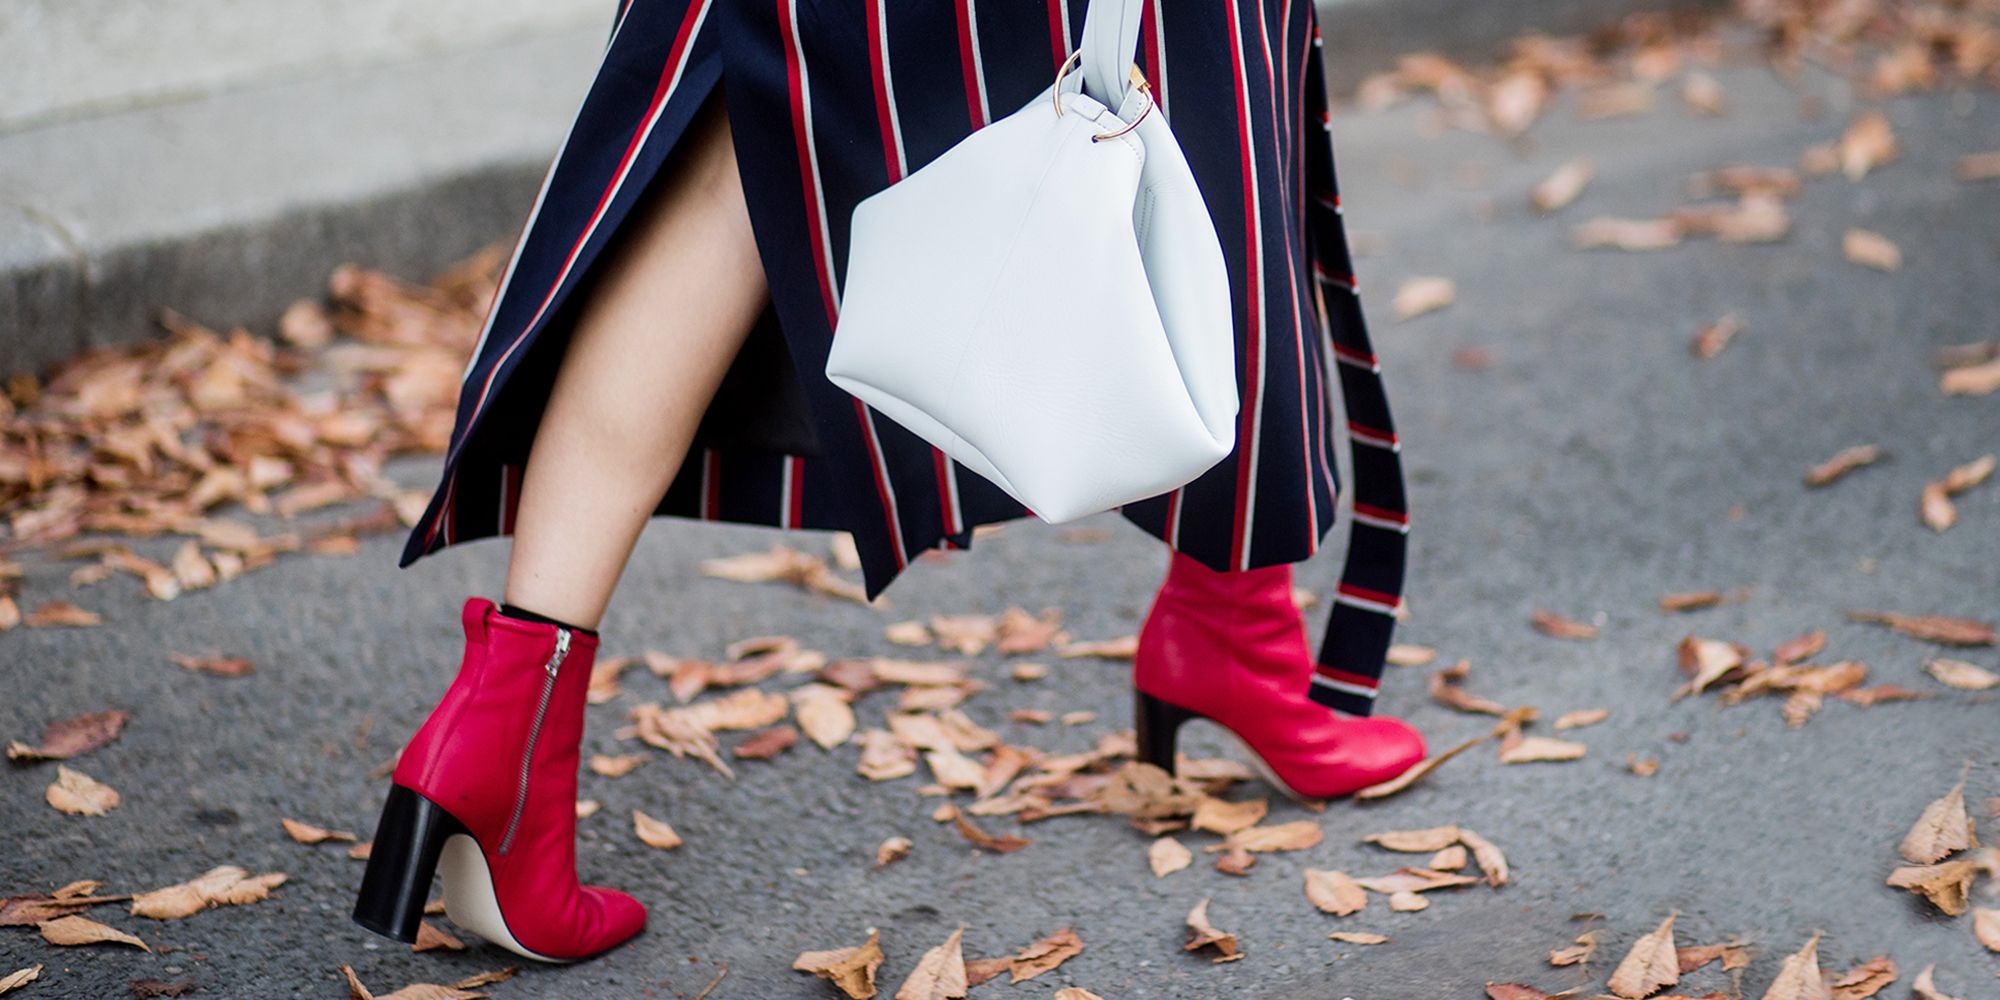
<box><xmin>4</xmin><ymin>45</ymin><xmax>1999</xmax><ymax>1000</ymax></box>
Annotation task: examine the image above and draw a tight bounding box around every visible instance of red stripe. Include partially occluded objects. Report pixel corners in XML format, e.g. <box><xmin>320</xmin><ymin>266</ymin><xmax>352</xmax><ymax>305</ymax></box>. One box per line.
<box><xmin>1352</xmin><ymin>502</ymin><xmax>1408</xmax><ymax>525</ymax></box>
<box><xmin>1226</xmin><ymin>0</ymin><xmax>1261</xmax><ymax>571</ymax></box>
<box><xmin>1045</xmin><ymin>0</ymin><xmax>1068</xmax><ymax>69</ymax></box>
<box><xmin>1338</xmin><ymin>582</ymin><xmax>1399</xmax><ymax>607</ymax></box>
<box><xmin>954</xmin><ymin>0</ymin><xmax>986</xmax><ymax>127</ymax></box>
<box><xmin>787</xmin><ymin>457</ymin><xmax>805</xmax><ymax>529</ymax></box>
<box><xmin>864</xmin><ymin>0</ymin><xmax>901</xmax><ymax>183</ymax></box>
<box><xmin>1143</xmin><ymin>1</ymin><xmax>1164</xmax><ymax>115</ymax></box>
<box><xmin>703</xmin><ymin>450</ymin><xmax>722</xmax><ymax>519</ymax></box>
<box><xmin>1332</xmin><ymin>342</ymin><xmax>1375</xmax><ymax>365</ymax></box>
<box><xmin>1316</xmin><ymin>665</ymin><xmax>1381</xmax><ymax>690</ymax></box>
<box><xmin>1348</xmin><ymin>421</ymin><xmax>1398</xmax><ymax>447</ymax></box>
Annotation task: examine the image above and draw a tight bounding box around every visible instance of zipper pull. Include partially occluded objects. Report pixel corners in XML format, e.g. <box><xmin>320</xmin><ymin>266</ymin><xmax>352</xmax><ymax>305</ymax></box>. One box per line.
<box><xmin>545</xmin><ymin>628</ymin><xmax>572</xmax><ymax>678</ymax></box>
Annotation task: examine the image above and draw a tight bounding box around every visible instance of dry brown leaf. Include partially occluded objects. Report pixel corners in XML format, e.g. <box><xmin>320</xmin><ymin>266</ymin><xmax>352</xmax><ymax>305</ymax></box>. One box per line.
<box><xmin>0</xmin><ymin>966</ymin><xmax>42</xmax><ymax>994</ymax></box>
<box><xmin>1388</xmin><ymin>890</ymin><xmax>1428</xmax><ymax>912</ymax></box>
<box><xmin>1500</xmin><ymin>737</ymin><xmax>1587</xmax><ymax>764</ymax></box>
<box><xmin>1573</xmin><ymin>216</ymin><xmax>1683</xmax><ymax>251</ymax></box>
<box><xmin>1007</xmin><ymin>928</ymin><xmax>1082</xmax><ymax>983</ymax></box>
<box><xmin>46</xmin><ymin>765</ymin><xmax>119</xmax><ymax>815</ymax></box>
<box><xmin>1430</xmin><ymin>844</ymin><xmax>1469</xmax><ymax>870</ymax></box>
<box><xmin>1900</xmin><ymin>774</ymin><xmax>1978</xmax><ymax>863</ymax></box>
<box><xmin>6</xmin><ymin>709</ymin><xmax>129</xmax><ymax>762</ymax></box>
<box><xmin>1842</xmin><ymin>229</ymin><xmax>1901</xmax><ymax>271</ymax></box>
<box><xmin>895</xmin><ymin>925</ymin><xmax>967</xmax><ymax>1000</ymax></box>
<box><xmin>1192</xmin><ymin>797</ymin><xmax>1269</xmax><ymax>835</ymax></box>
<box><xmin>1659</xmin><ymin>591</ymin><xmax>1723</xmax><ymax>613</ymax></box>
<box><xmin>589</xmin><ymin>752</ymin><xmax>646</xmax><ymax>777</ymax></box>
<box><xmin>1691</xmin><ymin>315</ymin><xmax>1744</xmax><ymax>360</ymax></box>
<box><xmin>1607</xmin><ymin>913</ymin><xmax>1679</xmax><ymax>998</ymax></box>
<box><xmin>1846</xmin><ymin>611</ymin><xmax>1996</xmax><ymax>647</ymax></box>
<box><xmin>1941</xmin><ymin>358</ymin><xmax>2000</xmax><ymax>396</ymax></box>
<box><xmin>1830</xmin><ymin>955</ymin><xmax>1896</xmax><ymax>999</ymax></box>
<box><xmin>1957</xmin><ymin>151</ymin><xmax>2000</xmax><ymax>182</ymax></box>
<box><xmin>1393</xmin><ymin>277</ymin><xmax>1456</xmax><ymax>321</ymax></box>
<box><xmin>874</xmin><ymin>836</ymin><xmax>912</xmax><ymax>868</ymax></box>
<box><xmin>1629</xmin><ymin>756</ymin><xmax>1659</xmax><ymax>776</ymax></box>
<box><xmin>698</xmin><ymin>545</ymin><xmax>870</xmax><ymax>605</ymax></box>
<box><xmin>794</xmin><ymin>929</ymin><xmax>885</xmax><ymax>999</ymax></box>
<box><xmin>1353</xmin><ymin>868</ymin><xmax>1478</xmax><ymax>895</ymax></box>
<box><xmin>793</xmin><ymin>686</ymin><xmax>857</xmax><ymax>749</ymax></box>
<box><xmin>929</xmin><ymin>614</ymin><xmax>997</xmax><ymax>655</ymax></box>
<box><xmin>1365</xmin><ymin>826</ymin><xmax>1463</xmax><ymax>853</ymax></box>
<box><xmin>1304</xmin><ymin>869</ymin><xmax>1367</xmax><ymax>915</ymax></box>
<box><xmin>884</xmin><ymin>620</ymin><xmax>933</xmax><ymax>646</ymax></box>
<box><xmin>953</xmin><ymin>812</ymin><xmax>1030</xmax><ymax>853</ymax></box>
<box><xmin>1458</xmin><ymin>828</ymin><xmax>1509</xmax><ymax>886</ymax></box>
<box><xmin>1431</xmin><ymin>660</ymin><xmax>1507</xmax><ymax>716</ymax></box>
<box><xmin>1550</xmin><ymin>930</ymin><xmax>1598</xmax><ymax>966</ymax></box>
<box><xmin>1056</xmin><ymin>635</ymin><xmax>1137</xmax><ymax>660</ymax></box>
<box><xmin>1329</xmin><ymin>931</ymin><xmax>1390</xmax><ymax>945</ymax></box>
<box><xmin>1052</xmin><ymin>991</ymin><xmax>1103</xmax><ymax>1000</ymax></box>
<box><xmin>632</xmin><ymin>809</ymin><xmax>682</xmax><ymax>849</ymax></box>
<box><xmin>39</xmin><ymin>914</ymin><xmax>148</xmax><ymax>950</ymax></box>
<box><xmin>171</xmin><ymin>654</ymin><xmax>254</xmax><ymax>677</ymax></box>
<box><xmin>282</xmin><ymin>818</ymin><xmax>356</xmax><ymax>844</ymax></box>
<box><xmin>855</xmin><ymin>729</ymin><xmax>916</xmax><ymax>782</ymax></box>
<box><xmin>574</xmin><ymin>799</ymin><xmax>600</xmax><ymax>819</ymax></box>
<box><xmin>1910</xmin><ymin>965</ymin><xmax>1960</xmax><ymax>1000</ymax></box>
<box><xmin>1944</xmin><ymin>454</ymin><xmax>1996</xmax><ymax>494</ymax></box>
<box><xmin>26</xmin><ymin>601</ymin><xmax>101</xmax><ymax>628</ymax></box>
<box><xmin>1681</xmin><ymin>71</ymin><xmax>1727</xmax><ymax>114</ymax></box>
<box><xmin>1355</xmin><ymin>732</ymin><xmax>1488</xmax><ymax>800</ymax></box>
<box><xmin>1531</xmin><ymin>610</ymin><xmax>1598</xmax><ymax>640</ymax></box>
<box><xmin>413</xmin><ymin>920</ymin><xmax>465</xmax><ymax>953</ymax></box>
<box><xmin>1886</xmin><ymin>860</ymin><xmax>1977</xmax><ymax>915</ymax></box>
<box><xmin>1147</xmin><ymin>836</ymin><xmax>1195</xmax><ymax>879</ymax></box>
<box><xmin>131</xmin><ymin>866</ymin><xmax>286</xmax><ymax>919</ymax></box>
<box><xmin>1184</xmin><ymin>898</ymin><xmax>1242</xmax><ymax>963</ymax></box>
<box><xmin>1839</xmin><ymin>112</ymin><xmax>1899</xmax><ymax>181</ymax></box>
<box><xmin>1774</xmin><ymin>631</ymin><xmax>1827</xmax><ymax>666</ymax></box>
<box><xmin>1676</xmin><ymin>635</ymin><xmax>1748</xmax><ymax>698</ymax></box>
<box><xmin>1758</xmin><ymin>933</ymin><xmax>1826</xmax><ymax>1000</ymax></box>
<box><xmin>1533</xmin><ymin>159</ymin><xmax>1595</xmax><ymax>212</ymax></box>
<box><xmin>1554</xmin><ymin>709</ymin><xmax>1609</xmax><ymax>730</ymax></box>
<box><xmin>995</xmin><ymin>607</ymin><xmax>1065</xmax><ymax>654</ymax></box>
<box><xmin>1973</xmin><ymin>908</ymin><xmax>2000</xmax><ymax>953</ymax></box>
<box><xmin>1221</xmin><ymin>821</ymin><xmax>1324</xmax><ymax>853</ymax></box>
<box><xmin>1010</xmin><ymin>663</ymin><xmax>1048</xmax><ymax>682</ymax></box>
<box><xmin>1386</xmin><ymin>643</ymin><xmax>1437</xmax><ymax>666</ymax></box>
<box><xmin>1806</xmin><ymin>445</ymin><xmax>1882</xmax><ymax>487</ymax></box>
<box><xmin>732</xmin><ymin>724</ymin><xmax>799</xmax><ymax>761</ymax></box>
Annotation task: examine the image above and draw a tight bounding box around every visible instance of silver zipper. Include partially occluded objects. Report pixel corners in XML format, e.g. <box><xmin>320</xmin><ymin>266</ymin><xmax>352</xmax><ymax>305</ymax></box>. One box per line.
<box><xmin>498</xmin><ymin>627</ymin><xmax>570</xmax><ymax>854</ymax></box>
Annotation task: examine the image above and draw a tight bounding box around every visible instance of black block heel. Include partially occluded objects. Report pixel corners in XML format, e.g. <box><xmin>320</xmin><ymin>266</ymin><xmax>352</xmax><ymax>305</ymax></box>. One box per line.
<box><xmin>352</xmin><ymin>784</ymin><xmax>468</xmax><ymax>942</ymax></box>
<box><xmin>1134</xmin><ymin>692</ymin><xmax>1200</xmax><ymax>772</ymax></box>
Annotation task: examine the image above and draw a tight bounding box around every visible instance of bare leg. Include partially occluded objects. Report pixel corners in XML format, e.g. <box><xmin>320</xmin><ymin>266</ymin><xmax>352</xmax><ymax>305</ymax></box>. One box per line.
<box><xmin>504</xmin><ymin>93</ymin><xmax>766</xmax><ymax>628</ymax></box>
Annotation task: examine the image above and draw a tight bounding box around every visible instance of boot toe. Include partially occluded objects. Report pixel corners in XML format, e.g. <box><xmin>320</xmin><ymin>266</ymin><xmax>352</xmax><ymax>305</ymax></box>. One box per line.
<box><xmin>582</xmin><ymin>886</ymin><xmax>648</xmax><ymax>950</ymax></box>
<box><xmin>1351</xmin><ymin>716</ymin><xmax>1426</xmax><ymax>780</ymax></box>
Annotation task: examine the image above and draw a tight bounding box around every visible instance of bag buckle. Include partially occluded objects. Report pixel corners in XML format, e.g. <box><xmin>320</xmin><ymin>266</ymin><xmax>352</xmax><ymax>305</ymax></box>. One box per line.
<box><xmin>1051</xmin><ymin>51</ymin><xmax>1154</xmax><ymax>142</ymax></box>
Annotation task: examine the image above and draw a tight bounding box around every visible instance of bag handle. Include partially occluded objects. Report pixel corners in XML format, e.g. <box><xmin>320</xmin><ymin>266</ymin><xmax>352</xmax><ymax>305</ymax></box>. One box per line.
<box><xmin>1078</xmin><ymin>0</ymin><xmax>1144</xmax><ymax>108</ymax></box>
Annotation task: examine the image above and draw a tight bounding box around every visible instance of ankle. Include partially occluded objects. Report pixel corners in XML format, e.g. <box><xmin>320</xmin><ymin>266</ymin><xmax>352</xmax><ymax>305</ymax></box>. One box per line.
<box><xmin>497</xmin><ymin>602</ymin><xmax>599</xmax><ymax>637</ymax></box>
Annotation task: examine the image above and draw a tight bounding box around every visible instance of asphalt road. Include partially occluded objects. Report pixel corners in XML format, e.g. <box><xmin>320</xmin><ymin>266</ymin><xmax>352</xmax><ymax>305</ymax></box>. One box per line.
<box><xmin>4</xmin><ymin>44</ymin><xmax>1998</xmax><ymax>1000</ymax></box>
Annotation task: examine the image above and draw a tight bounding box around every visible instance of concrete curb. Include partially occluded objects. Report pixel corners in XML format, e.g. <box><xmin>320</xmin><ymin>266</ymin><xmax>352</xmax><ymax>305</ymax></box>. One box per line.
<box><xmin>0</xmin><ymin>0</ymin><xmax>1723</xmax><ymax>377</ymax></box>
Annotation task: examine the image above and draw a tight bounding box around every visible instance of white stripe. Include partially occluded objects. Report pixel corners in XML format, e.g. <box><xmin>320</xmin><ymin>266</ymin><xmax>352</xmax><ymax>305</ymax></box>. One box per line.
<box><xmin>780</xmin><ymin>456</ymin><xmax>796</xmax><ymax>527</ymax></box>
<box><xmin>965</xmin><ymin>0</ymin><xmax>992</xmax><ymax>124</ymax></box>
<box><xmin>1352</xmin><ymin>510</ymin><xmax>1411</xmax><ymax>533</ymax></box>
<box><xmin>1350</xmin><ymin>431</ymin><xmax>1401</xmax><ymax>453</ymax></box>
<box><xmin>1310</xmin><ymin>674</ymin><xmax>1380</xmax><ymax>699</ymax></box>
<box><xmin>498</xmin><ymin>465</ymin><xmax>510</xmax><ymax>533</ymax></box>
<box><xmin>1335</xmin><ymin>591</ymin><xmax>1400</xmax><ymax>615</ymax></box>
<box><xmin>1230</xmin><ymin>0</ymin><xmax>1268</xmax><ymax>571</ymax></box>
<box><xmin>1057</xmin><ymin>0</ymin><xmax>1072</xmax><ymax>56</ymax></box>
<box><xmin>873</xmin><ymin>0</ymin><xmax>909</xmax><ymax>178</ymax></box>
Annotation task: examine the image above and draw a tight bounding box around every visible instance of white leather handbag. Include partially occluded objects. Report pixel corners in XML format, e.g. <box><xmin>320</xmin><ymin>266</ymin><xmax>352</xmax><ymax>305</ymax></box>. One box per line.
<box><xmin>825</xmin><ymin>0</ymin><xmax>1236</xmax><ymax>524</ymax></box>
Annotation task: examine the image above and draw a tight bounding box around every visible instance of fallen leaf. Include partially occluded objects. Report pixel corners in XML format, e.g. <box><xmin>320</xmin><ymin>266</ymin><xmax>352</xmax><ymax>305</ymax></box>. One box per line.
<box><xmin>1758</xmin><ymin>932</ymin><xmax>1826</xmax><ymax>1000</ymax></box>
<box><xmin>131</xmin><ymin>866</ymin><xmax>286</xmax><ymax>919</ymax></box>
<box><xmin>1607</xmin><ymin>913</ymin><xmax>1679</xmax><ymax>999</ymax></box>
<box><xmin>632</xmin><ymin>809</ymin><xmax>682</xmax><ymax>849</ymax></box>
<box><xmin>1305</xmin><ymin>869</ymin><xmax>1367</xmax><ymax>915</ymax></box>
<box><xmin>794</xmin><ymin>929</ymin><xmax>885</xmax><ymax>999</ymax></box>
<box><xmin>1830</xmin><ymin>955</ymin><xmax>1896</xmax><ymax>999</ymax></box>
<box><xmin>1681</xmin><ymin>71</ymin><xmax>1728</xmax><ymax>114</ymax></box>
<box><xmin>794</xmin><ymin>685</ymin><xmax>857</xmax><ymax>749</ymax></box>
<box><xmin>282</xmin><ymin>818</ymin><xmax>356</xmax><ymax>844</ymax></box>
<box><xmin>1150</xmin><ymin>836</ymin><xmax>1193</xmax><ymax>877</ymax></box>
<box><xmin>1052</xmin><ymin>991</ymin><xmax>1103</xmax><ymax>1000</ymax></box>
<box><xmin>1774</xmin><ymin>631</ymin><xmax>1828</xmax><ymax>665</ymax></box>
<box><xmin>1550</xmin><ymin>930</ymin><xmax>1598</xmax><ymax>966</ymax></box>
<box><xmin>1886</xmin><ymin>860</ymin><xmax>1977</xmax><ymax>915</ymax></box>
<box><xmin>1184</xmin><ymin>898</ymin><xmax>1242</xmax><ymax>963</ymax></box>
<box><xmin>1838</xmin><ymin>112</ymin><xmax>1899</xmax><ymax>181</ymax></box>
<box><xmin>1329</xmin><ymin>931</ymin><xmax>1389</xmax><ymax>945</ymax></box>
<box><xmin>929</xmin><ymin>614</ymin><xmax>997</xmax><ymax>655</ymax></box>
<box><xmin>1533</xmin><ymin>159</ymin><xmax>1595</xmax><ymax>212</ymax></box>
<box><xmin>953</xmin><ymin>812</ymin><xmax>1029</xmax><ymax>853</ymax></box>
<box><xmin>875</xmin><ymin>836</ymin><xmax>912</xmax><ymax>867</ymax></box>
<box><xmin>1056</xmin><ymin>636</ymin><xmax>1137</xmax><ymax>660</ymax></box>
<box><xmin>1393</xmin><ymin>277</ymin><xmax>1456</xmax><ymax>321</ymax></box>
<box><xmin>413</xmin><ymin>920</ymin><xmax>465</xmax><ymax>952</ymax></box>
<box><xmin>0</xmin><ymin>966</ymin><xmax>42</xmax><ymax>994</ymax></box>
<box><xmin>1922</xmin><ymin>482</ymin><xmax>1959</xmax><ymax>531</ymax></box>
<box><xmin>1007</xmin><ymin>928</ymin><xmax>1082</xmax><ymax>983</ymax></box>
<box><xmin>884</xmin><ymin>620</ymin><xmax>933</xmax><ymax>646</ymax></box>
<box><xmin>1628</xmin><ymin>755</ymin><xmax>1661</xmax><ymax>777</ymax></box>
<box><xmin>1431</xmin><ymin>660</ymin><xmax>1507</xmax><ymax>716</ymax></box>
<box><xmin>895</xmin><ymin>925</ymin><xmax>968</xmax><ymax>1000</ymax></box>
<box><xmin>1010</xmin><ymin>663</ymin><xmax>1048</xmax><ymax>682</ymax></box>
<box><xmin>1846</xmin><ymin>611</ymin><xmax>1995</xmax><ymax>647</ymax></box>
<box><xmin>6</xmin><ymin>709</ymin><xmax>129</xmax><ymax>762</ymax></box>
<box><xmin>1353</xmin><ymin>868</ymin><xmax>1479</xmax><ymax>895</ymax></box>
<box><xmin>1973</xmin><ymin>908</ymin><xmax>2000</xmax><ymax>952</ymax></box>
<box><xmin>1355</xmin><ymin>732</ymin><xmax>1488</xmax><ymax>800</ymax></box>
<box><xmin>1805</xmin><ymin>445</ymin><xmax>1883</xmax><ymax>487</ymax></box>
<box><xmin>1554</xmin><ymin>709</ymin><xmax>1609</xmax><ymax>730</ymax></box>
<box><xmin>1459</xmin><ymin>828</ymin><xmax>1509</xmax><ymax>886</ymax></box>
<box><xmin>1941</xmin><ymin>358</ymin><xmax>2000</xmax><ymax>396</ymax></box>
<box><xmin>1222</xmin><ymin>821</ymin><xmax>1324</xmax><ymax>853</ymax></box>
<box><xmin>1910</xmin><ymin>965</ymin><xmax>1960</xmax><ymax>1000</ymax></box>
<box><xmin>1531</xmin><ymin>610</ymin><xmax>1598</xmax><ymax>640</ymax></box>
<box><xmin>1957</xmin><ymin>151</ymin><xmax>2000</xmax><ymax>182</ymax></box>
<box><xmin>46</xmin><ymin>765</ymin><xmax>119</xmax><ymax>815</ymax></box>
<box><xmin>1574</xmin><ymin>216</ymin><xmax>1684</xmax><ymax>251</ymax></box>
<box><xmin>1691</xmin><ymin>315</ymin><xmax>1743</xmax><ymax>360</ymax></box>
<box><xmin>1192</xmin><ymin>797</ymin><xmax>1269</xmax><ymax>835</ymax></box>
<box><xmin>25</xmin><ymin>601</ymin><xmax>101</xmax><ymax>628</ymax></box>
<box><xmin>1500</xmin><ymin>737</ymin><xmax>1587</xmax><ymax>764</ymax></box>
<box><xmin>589</xmin><ymin>752</ymin><xmax>646</xmax><ymax>777</ymax></box>
<box><xmin>1944</xmin><ymin>454</ymin><xmax>1995</xmax><ymax>494</ymax></box>
<box><xmin>1842</xmin><ymin>229</ymin><xmax>1901</xmax><ymax>271</ymax></box>
<box><xmin>39</xmin><ymin>914</ymin><xmax>148</xmax><ymax>950</ymax></box>
<box><xmin>1659</xmin><ymin>591</ymin><xmax>1723</xmax><ymax>613</ymax></box>
<box><xmin>1386</xmin><ymin>644</ymin><xmax>1437</xmax><ymax>666</ymax></box>
<box><xmin>1430</xmin><ymin>844</ymin><xmax>1469</xmax><ymax>870</ymax></box>
<box><xmin>1900</xmin><ymin>773</ymin><xmax>1978</xmax><ymax>863</ymax></box>
<box><xmin>574</xmin><ymin>799</ymin><xmax>600</xmax><ymax>819</ymax></box>
<box><xmin>170</xmin><ymin>654</ymin><xmax>254</xmax><ymax>677</ymax></box>
<box><xmin>1365</xmin><ymin>826</ymin><xmax>1462</xmax><ymax>853</ymax></box>
<box><xmin>1388</xmin><ymin>890</ymin><xmax>1428</xmax><ymax>911</ymax></box>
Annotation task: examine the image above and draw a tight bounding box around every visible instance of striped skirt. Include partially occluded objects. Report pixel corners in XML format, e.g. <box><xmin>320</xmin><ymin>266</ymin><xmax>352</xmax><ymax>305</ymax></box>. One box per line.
<box><xmin>398</xmin><ymin>0</ymin><xmax>1410</xmax><ymax>714</ymax></box>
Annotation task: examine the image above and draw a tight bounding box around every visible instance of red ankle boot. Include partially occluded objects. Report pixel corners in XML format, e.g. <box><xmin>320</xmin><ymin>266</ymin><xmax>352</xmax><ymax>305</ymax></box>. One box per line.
<box><xmin>1133</xmin><ymin>552</ymin><xmax>1426</xmax><ymax>799</ymax></box>
<box><xmin>353</xmin><ymin>598</ymin><xmax>645</xmax><ymax>962</ymax></box>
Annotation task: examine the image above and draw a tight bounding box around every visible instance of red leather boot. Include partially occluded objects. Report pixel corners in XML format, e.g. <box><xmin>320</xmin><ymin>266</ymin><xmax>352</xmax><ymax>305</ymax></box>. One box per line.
<box><xmin>1134</xmin><ymin>552</ymin><xmax>1426</xmax><ymax>799</ymax></box>
<box><xmin>353</xmin><ymin>598</ymin><xmax>645</xmax><ymax>962</ymax></box>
